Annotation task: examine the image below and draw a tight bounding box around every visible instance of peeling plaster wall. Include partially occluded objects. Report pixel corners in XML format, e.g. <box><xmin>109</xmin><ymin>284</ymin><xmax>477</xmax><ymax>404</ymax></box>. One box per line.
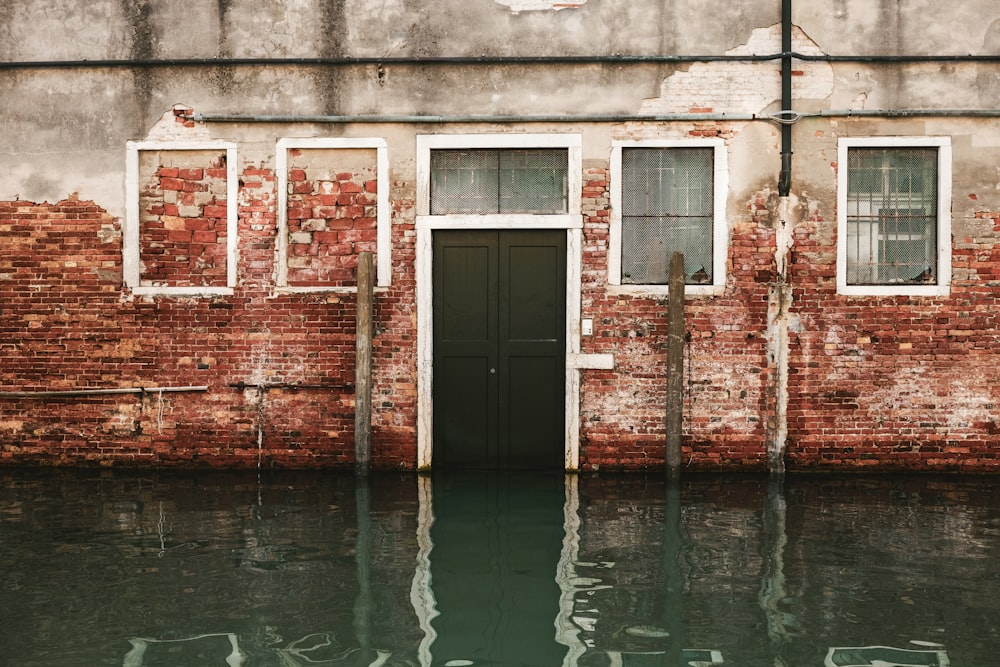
<box><xmin>3</xmin><ymin>0</ymin><xmax>1000</xmax><ymax>471</ymax></box>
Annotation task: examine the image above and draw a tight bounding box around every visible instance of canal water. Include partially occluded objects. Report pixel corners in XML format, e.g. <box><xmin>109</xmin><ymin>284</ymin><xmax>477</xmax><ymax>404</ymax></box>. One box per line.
<box><xmin>1</xmin><ymin>469</ymin><xmax>997</xmax><ymax>666</ymax></box>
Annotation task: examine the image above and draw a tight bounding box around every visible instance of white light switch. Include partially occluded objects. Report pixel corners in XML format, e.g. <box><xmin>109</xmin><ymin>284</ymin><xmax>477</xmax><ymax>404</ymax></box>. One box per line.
<box><xmin>581</xmin><ymin>318</ymin><xmax>593</xmax><ymax>336</ymax></box>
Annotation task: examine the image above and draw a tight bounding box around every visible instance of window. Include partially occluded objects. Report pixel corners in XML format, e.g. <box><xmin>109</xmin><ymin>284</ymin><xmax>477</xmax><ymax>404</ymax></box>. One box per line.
<box><xmin>416</xmin><ymin>134</ymin><xmax>581</xmax><ymax>228</ymax></box>
<box><xmin>610</xmin><ymin>139</ymin><xmax>728</xmax><ymax>293</ymax></box>
<box><xmin>837</xmin><ymin>137</ymin><xmax>951</xmax><ymax>296</ymax></box>
<box><xmin>430</xmin><ymin>149</ymin><xmax>568</xmax><ymax>214</ymax></box>
<box><xmin>125</xmin><ymin>141</ymin><xmax>238</xmax><ymax>296</ymax></box>
<box><xmin>275</xmin><ymin>138</ymin><xmax>390</xmax><ymax>291</ymax></box>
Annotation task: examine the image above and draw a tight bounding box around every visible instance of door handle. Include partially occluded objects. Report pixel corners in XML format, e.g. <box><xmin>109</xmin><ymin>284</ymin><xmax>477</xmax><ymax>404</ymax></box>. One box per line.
<box><xmin>490</xmin><ymin>368</ymin><xmax>496</xmax><ymax>374</ymax></box>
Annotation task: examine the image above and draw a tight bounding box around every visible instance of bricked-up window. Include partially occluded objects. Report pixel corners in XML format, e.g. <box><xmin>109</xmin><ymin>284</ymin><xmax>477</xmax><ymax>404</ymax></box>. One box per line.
<box><xmin>276</xmin><ymin>138</ymin><xmax>390</xmax><ymax>290</ymax></box>
<box><xmin>125</xmin><ymin>141</ymin><xmax>238</xmax><ymax>296</ymax></box>
<box><xmin>837</xmin><ymin>137</ymin><xmax>951</xmax><ymax>297</ymax></box>
<box><xmin>621</xmin><ymin>147</ymin><xmax>714</xmax><ymax>284</ymax></box>
<box><xmin>610</xmin><ymin>139</ymin><xmax>728</xmax><ymax>294</ymax></box>
<box><xmin>430</xmin><ymin>148</ymin><xmax>568</xmax><ymax>214</ymax></box>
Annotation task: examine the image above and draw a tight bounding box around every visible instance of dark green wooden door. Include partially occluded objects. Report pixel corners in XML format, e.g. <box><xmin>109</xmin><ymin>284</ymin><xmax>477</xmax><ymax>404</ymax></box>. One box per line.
<box><xmin>433</xmin><ymin>230</ymin><xmax>566</xmax><ymax>470</ymax></box>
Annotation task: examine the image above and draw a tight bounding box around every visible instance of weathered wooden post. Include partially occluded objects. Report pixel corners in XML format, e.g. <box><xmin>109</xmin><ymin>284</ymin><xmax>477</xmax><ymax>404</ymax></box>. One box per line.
<box><xmin>355</xmin><ymin>251</ymin><xmax>374</xmax><ymax>475</ymax></box>
<box><xmin>666</xmin><ymin>252</ymin><xmax>685</xmax><ymax>477</ymax></box>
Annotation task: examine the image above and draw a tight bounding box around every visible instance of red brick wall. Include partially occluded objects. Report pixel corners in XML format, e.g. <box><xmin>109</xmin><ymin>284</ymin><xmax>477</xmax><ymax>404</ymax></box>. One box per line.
<box><xmin>578</xmin><ymin>167</ymin><xmax>773</xmax><ymax>471</ymax></box>
<box><xmin>2</xmin><ymin>150</ymin><xmax>999</xmax><ymax>472</ymax></box>
<box><xmin>285</xmin><ymin>151</ymin><xmax>379</xmax><ymax>287</ymax></box>
<box><xmin>140</xmin><ymin>159</ymin><xmax>229</xmax><ymax>287</ymax></box>
<box><xmin>0</xmin><ymin>178</ymin><xmax>415</xmax><ymax>469</ymax></box>
<box><xmin>783</xmin><ymin>207</ymin><xmax>1000</xmax><ymax>472</ymax></box>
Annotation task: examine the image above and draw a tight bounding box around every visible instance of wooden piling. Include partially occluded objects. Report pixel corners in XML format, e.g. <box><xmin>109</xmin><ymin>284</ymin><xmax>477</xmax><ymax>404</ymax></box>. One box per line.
<box><xmin>355</xmin><ymin>252</ymin><xmax>374</xmax><ymax>475</ymax></box>
<box><xmin>666</xmin><ymin>252</ymin><xmax>684</xmax><ymax>477</ymax></box>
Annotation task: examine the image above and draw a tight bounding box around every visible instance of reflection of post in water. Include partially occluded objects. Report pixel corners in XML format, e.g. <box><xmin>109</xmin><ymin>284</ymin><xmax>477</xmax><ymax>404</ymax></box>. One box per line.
<box><xmin>353</xmin><ymin>475</ymin><xmax>373</xmax><ymax>665</ymax></box>
<box><xmin>426</xmin><ymin>472</ymin><xmax>568</xmax><ymax>666</ymax></box>
<box><xmin>759</xmin><ymin>477</ymin><xmax>791</xmax><ymax>667</ymax></box>
<box><xmin>662</xmin><ymin>477</ymin><xmax>686</xmax><ymax>667</ymax></box>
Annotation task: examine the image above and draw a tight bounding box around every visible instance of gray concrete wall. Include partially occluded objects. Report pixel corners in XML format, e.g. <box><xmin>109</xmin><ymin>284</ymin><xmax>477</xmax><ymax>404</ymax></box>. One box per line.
<box><xmin>2</xmin><ymin>0</ymin><xmax>999</xmax><ymax>212</ymax></box>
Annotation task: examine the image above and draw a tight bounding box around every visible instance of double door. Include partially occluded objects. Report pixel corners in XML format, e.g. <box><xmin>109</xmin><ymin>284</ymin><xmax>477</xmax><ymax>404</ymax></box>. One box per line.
<box><xmin>432</xmin><ymin>230</ymin><xmax>566</xmax><ymax>470</ymax></box>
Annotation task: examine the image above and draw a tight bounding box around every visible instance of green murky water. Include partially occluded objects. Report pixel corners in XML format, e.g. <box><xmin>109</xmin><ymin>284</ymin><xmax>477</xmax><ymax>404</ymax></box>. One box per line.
<box><xmin>1</xmin><ymin>469</ymin><xmax>997</xmax><ymax>666</ymax></box>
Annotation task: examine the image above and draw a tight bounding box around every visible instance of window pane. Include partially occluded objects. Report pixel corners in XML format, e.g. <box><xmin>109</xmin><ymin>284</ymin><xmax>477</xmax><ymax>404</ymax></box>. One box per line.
<box><xmin>430</xmin><ymin>150</ymin><xmax>499</xmax><ymax>214</ymax></box>
<box><xmin>846</xmin><ymin>148</ymin><xmax>937</xmax><ymax>285</ymax></box>
<box><xmin>498</xmin><ymin>149</ymin><xmax>568</xmax><ymax>213</ymax></box>
<box><xmin>430</xmin><ymin>148</ymin><xmax>568</xmax><ymax>214</ymax></box>
<box><xmin>621</xmin><ymin>148</ymin><xmax>714</xmax><ymax>284</ymax></box>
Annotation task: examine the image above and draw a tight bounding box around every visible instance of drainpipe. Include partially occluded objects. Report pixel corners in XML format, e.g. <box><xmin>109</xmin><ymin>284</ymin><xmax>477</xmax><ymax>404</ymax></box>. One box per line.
<box><xmin>778</xmin><ymin>0</ymin><xmax>793</xmax><ymax>198</ymax></box>
<box><xmin>766</xmin><ymin>0</ymin><xmax>794</xmax><ymax>477</ymax></box>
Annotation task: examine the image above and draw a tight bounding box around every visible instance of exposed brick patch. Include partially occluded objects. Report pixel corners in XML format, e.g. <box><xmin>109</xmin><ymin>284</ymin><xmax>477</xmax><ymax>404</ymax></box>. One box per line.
<box><xmin>285</xmin><ymin>154</ymin><xmax>378</xmax><ymax>287</ymax></box>
<box><xmin>139</xmin><ymin>153</ymin><xmax>229</xmax><ymax>287</ymax></box>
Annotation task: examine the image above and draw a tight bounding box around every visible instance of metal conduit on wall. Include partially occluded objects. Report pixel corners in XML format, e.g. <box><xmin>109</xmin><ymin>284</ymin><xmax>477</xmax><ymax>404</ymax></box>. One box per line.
<box><xmin>2</xmin><ymin>53</ymin><xmax>1000</xmax><ymax>70</ymax></box>
<box><xmin>0</xmin><ymin>386</ymin><xmax>208</xmax><ymax>398</ymax></box>
<box><xmin>181</xmin><ymin>109</ymin><xmax>1000</xmax><ymax>125</ymax></box>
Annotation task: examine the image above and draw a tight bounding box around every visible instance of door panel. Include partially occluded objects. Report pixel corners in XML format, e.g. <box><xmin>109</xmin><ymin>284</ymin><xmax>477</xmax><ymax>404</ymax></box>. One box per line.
<box><xmin>505</xmin><ymin>355</ymin><xmax>563</xmax><ymax>469</ymax></box>
<box><xmin>433</xmin><ymin>230</ymin><xmax>566</xmax><ymax>470</ymax></box>
<box><xmin>439</xmin><ymin>244</ymin><xmax>492</xmax><ymax>342</ymax></box>
<box><xmin>436</xmin><ymin>356</ymin><xmax>494</xmax><ymax>468</ymax></box>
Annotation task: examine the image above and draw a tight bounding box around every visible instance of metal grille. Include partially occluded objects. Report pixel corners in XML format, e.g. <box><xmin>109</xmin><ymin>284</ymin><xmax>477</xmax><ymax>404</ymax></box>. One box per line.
<box><xmin>621</xmin><ymin>147</ymin><xmax>714</xmax><ymax>284</ymax></box>
<box><xmin>430</xmin><ymin>148</ymin><xmax>568</xmax><ymax>214</ymax></box>
<box><xmin>846</xmin><ymin>148</ymin><xmax>937</xmax><ymax>285</ymax></box>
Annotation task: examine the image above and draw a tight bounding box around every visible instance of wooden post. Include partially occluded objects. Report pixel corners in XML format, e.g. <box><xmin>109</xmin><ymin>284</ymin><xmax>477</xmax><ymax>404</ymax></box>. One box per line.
<box><xmin>355</xmin><ymin>252</ymin><xmax>374</xmax><ymax>475</ymax></box>
<box><xmin>666</xmin><ymin>252</ymin><xmax>685</xmax><ymax>477</ymax></box>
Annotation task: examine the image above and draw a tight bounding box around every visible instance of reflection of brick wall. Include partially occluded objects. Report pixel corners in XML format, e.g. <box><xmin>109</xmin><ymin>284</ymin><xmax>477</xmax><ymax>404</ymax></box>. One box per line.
<box><xmin>0</xmin><ymin>470</ymin><xmax>424</xmax><ymax>663</ymax></box>
<box><xmin>139</xmin><ymin>158</ymin><xmax>228</xmax><ymax>287</ymax></box>
<box><xmin>286</xmin><ymin>167</ymin><xmax>378</xmax><ymax>286</ymax></box>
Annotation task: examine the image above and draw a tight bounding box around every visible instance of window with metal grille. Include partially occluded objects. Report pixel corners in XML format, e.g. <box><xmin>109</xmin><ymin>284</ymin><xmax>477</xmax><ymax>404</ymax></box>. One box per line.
<box><xmin>845</xmin><ymin>148</ymin><xmax>938</xmax><ymax>285</ymax></box>
<box><xmin>621</xmin><ymin>147</ymin><xmax>714</xmax><ymax>285</ymax></box>
<box><xmin>430</xmin><ymin>148</ymin><xmax>568</xmax><ymax>214</ymax></box>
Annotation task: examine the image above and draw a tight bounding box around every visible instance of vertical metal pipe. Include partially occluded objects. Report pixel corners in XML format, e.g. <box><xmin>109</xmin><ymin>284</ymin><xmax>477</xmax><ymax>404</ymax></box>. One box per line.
<box><xmin>666</xmin><ymin>252</ymin><xmax>685</xmax><ymax>477</ymax></box>
<box><xmin>779</xmin><ymin>0</ymin><xmax>793</xmax><ymax>196</ymax></box>
<box><xmin>355</xmin><ymin>252</ymin><xmax>374</xmax><ymax>475</ymax></box>
<box><xmin>768</xmin><ymin>0</ymin><xmax>794</xmax><ymax>476</ymax></box>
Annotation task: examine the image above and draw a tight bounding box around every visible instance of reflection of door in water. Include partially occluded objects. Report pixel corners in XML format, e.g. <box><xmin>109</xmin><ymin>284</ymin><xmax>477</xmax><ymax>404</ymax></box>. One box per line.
<box><xmin>429</xmin><ymin>473</ymin><xmax>567</xmax><ymax>666</ymax></box>
<box><xmin>433</xmin><ymin>230</ymin><xmax>566</xmax><ymax>470</ymax></box>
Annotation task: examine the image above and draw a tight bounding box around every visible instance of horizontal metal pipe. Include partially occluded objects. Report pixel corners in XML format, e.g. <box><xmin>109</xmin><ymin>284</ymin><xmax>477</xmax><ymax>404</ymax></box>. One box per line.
<box><xmin>0</xmin><ymin>386</ymin><xmax>208</xmax><ymax>398</ymax></box>
<box><xmin>0</xmin><ymin>54</ymin><xmax>777</xmax><ymax>70</ymax></box>
<box><xmin>187</xmin><ymin>109</ymin><xmax>1000</xmax><ymax>125</ymax></box>
<box><xmin>229</xmin><ymin>382</ymin><xmax>353</xmax><ymax>390</ymax></box>
<box><xmin>795</xmin><ymin>53</ymin><xmax>1000</xmax><ymax>63</ymax></box>
<box><xmin>1</xmin><ymin>52</ymin><xmax>998</xmax><ymax>71</ymax></box>
<box><xmin>819</xmin><ymin>108</ymin><xmax>1000</xmax><ymax>118</ymax></box>
<box><xmin>189</xmin><ymin>112</ymin><xmax>763</xmax><ymax>124</ymax></box>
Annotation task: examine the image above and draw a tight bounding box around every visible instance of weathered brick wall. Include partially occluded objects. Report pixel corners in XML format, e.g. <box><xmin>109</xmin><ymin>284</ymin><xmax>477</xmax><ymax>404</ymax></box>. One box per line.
<box><xmin>285</xmin><ymin>149</ymin><xmax>379</xmax><ymax>287</ymax></box>
<box><xmin>139</xmin><ymin>155</ymin><xmax>229</xmax><ymax>287</ymax></box>
<box><xmin>578</xmin><ymin>157</ymin><xmax>774</xmax><ymax>472</ymax></box>
<box><xmin>576</xmin><ymin>127</ymin><xmax>1000</xmax><ymax>473</ymax></box>
<box><xmin>3</xmin><ymin>131</ymin><xmax>1000</xmax><ymax>472</ymax></box>
<box><xmin>0</xmin><ymin>176</ymin><xmax>415</xmax><ymax>468</ymax></box>
<box><xmin>783</xmin><ymin>203</ymin><xmax>1000</xmax><ymax>472</ymax></box>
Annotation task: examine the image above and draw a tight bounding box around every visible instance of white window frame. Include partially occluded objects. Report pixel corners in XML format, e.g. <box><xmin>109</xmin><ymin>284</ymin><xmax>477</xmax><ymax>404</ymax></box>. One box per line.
<box><xmin>275</xmin><ymin>137</ymin><xmax>390</xmax><ymax>292</ymax></box>
<box><xmin>124</xmin><ymin>140</ymin><xmax>238</xmax><ymax>296</ymax></box>
<box><xmin>837</xmin><ymin>136</ymin><xmax>952</xmax><ymax>297</ymax></box>
<box><xmin>609</xmin><ymin>138</ymin><xmax>729</xmax><ymax>296</ymax></box>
